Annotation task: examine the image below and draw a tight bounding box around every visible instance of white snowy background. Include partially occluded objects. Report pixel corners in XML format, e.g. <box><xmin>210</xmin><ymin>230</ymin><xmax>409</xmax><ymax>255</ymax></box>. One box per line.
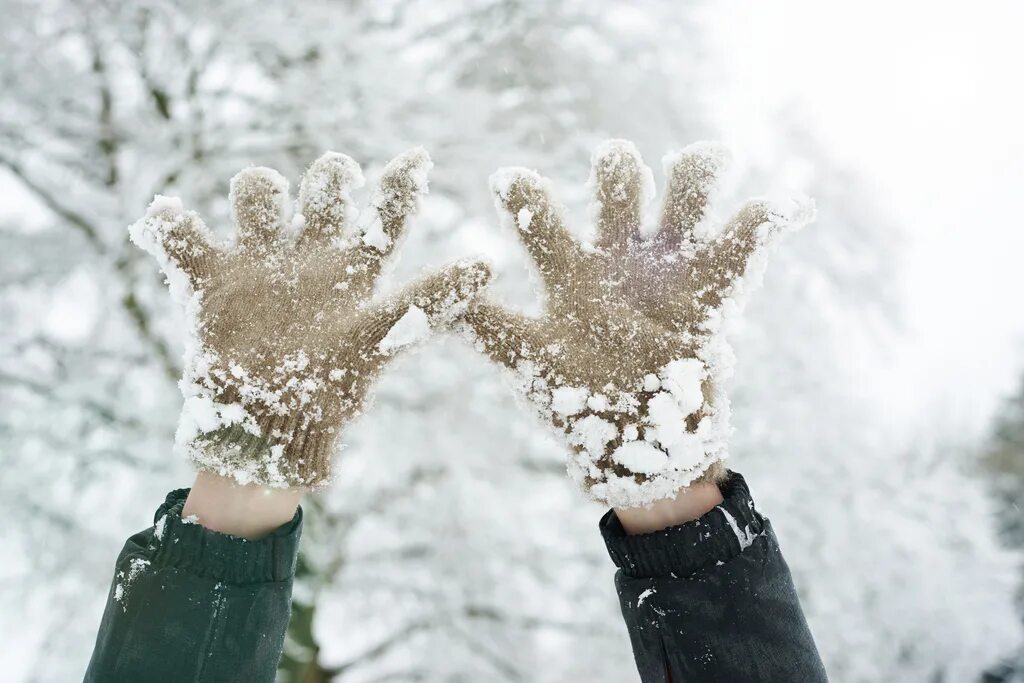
<box><xmin>2</xmin><ymin>1</ymin><xmax>1023</xmax><ymax>681</ymax></box>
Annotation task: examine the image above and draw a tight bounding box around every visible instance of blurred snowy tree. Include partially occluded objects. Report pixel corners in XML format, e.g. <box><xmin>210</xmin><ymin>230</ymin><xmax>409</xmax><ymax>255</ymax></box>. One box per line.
<box><xmin>980</xmin><ymin>375</ymin><xmax>1024</xmax><ymax>682</ymax></box>
<box><xmin>0</xmin><ymin>0</ymin><xmax>1019</xmax><ymax>681</ymax></box>
<box><xmin>729</xmin><ymin>130</ymin><xmax>1021</xmax><ymax>681</ymax></box>
<box><xmin>984</xmin><ymin>375</ymin><xmax>1024</xmax><ymax>550</ymax></box>
<box><xmin>0</xmin><ymin>1</ymin><xmax>366</xmax><ymax>678</ymax></box>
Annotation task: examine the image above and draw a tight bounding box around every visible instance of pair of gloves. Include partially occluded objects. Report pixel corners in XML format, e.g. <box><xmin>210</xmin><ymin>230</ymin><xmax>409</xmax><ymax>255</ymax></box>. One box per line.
<box><xmin>132</xmin><ymin>141</ymin><xmax>811</xmax><ymax>509</ymax></box>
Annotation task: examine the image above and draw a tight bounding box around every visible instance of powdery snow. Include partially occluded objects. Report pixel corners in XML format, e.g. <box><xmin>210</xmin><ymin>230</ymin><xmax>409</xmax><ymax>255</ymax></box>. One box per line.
<box><xmin>659</xmin><ymin>359</ymin><xmax>705</xmax><ymax>416</ymax></box>
<box><xmin>661</xmin><ymin>142</ymin><xmax>731</xmax><ymax>241</ymax></box>
<box><xmin>176</xmin><ymin>395</ymin><xmax>252</xmax><ymax>447</ymax></box>
<box><xmin>360</xmin><ymin>213</ymin><xmax>390</xmax><ymax>251</ymax></box>
<box><xmin>569</xmin><ymin>415</ymin><xmax>617</xmax><ymax>460</ymax></box>
<box><xmin>611</xmin><ymin>441</ymin><xmax>668</xmax><ymax>474</ymax></box>
<box><xmin>129</xmin><ymin>196</ymin><xmax>211</xmax><ymax>305</ymax></box>
<box><xmin>229</xmin><ymin>167</ymin><xmax>293</xmax><ymax>244</ymax></box>
<box><xmin>153</xmin><ymin>514</ymin><xmax>167</xmax><ymax>541</ymax></box>
<box><xmin>517</xmin><ymin>207</ymin><xmax>534</xmax><ymax>232</ymax></box>
<box><xmin>551</xmin><ymin>386</ymin><xmax>589</xmax><ymax>417</ymax></box>
<box><xmin>665</xmin><ymin>433</ymin><xmax>706</xmax><ymax>472</ymax></box>
<box><xmin>112</xmin><ymin>557</ymin><xmax>151</xmax><ymax>610</ymax></box>
<box><xmin>587</xmin><ymin>140</ymin><xmax>656</xmax><ymax>233</ymax></box>
<box><xmin>378</xmin><ymin>306</ymin><xmax>431</xmax><ymax>354</ymax></box>
<box><xmin>645</xmin><ymin>392</ymin><xmax>689</xmax><ymax>447</ymax></box>
<box><xmin>362</xmin><ymin>147</ymin><xmax>433</xmax><ymax>252</ymax></box>
<box><xmin>299</xmin><ymin>151</ymin><xmax>364</xmax><ymax>232</ymax></box>
<box><xmin>719</xmin><ymin>507</ymin><xmax>757</xmax><ymax>551</ymax></box>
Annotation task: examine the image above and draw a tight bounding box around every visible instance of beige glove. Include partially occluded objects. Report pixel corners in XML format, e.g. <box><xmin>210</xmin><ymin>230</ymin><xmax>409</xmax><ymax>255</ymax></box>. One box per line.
<box><xmin>131</xmin><ymin>149</ymin><xmax>491</xmax><ymax>488</ymax></box>
<box><xmin>462</xmin><ymin>140</ymin><xmax>813</xmax><ymax>507</ymax></box>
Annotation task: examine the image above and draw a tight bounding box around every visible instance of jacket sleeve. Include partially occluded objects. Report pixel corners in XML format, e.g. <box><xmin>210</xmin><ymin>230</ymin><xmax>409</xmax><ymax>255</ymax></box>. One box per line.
<box><xmin>600</xmin><ymin>472</ymin><xmax>828</xmax><ymax>683</ymax></box>
<box><xmin>84</xmin><ymin>488</ymin><xmax>302</xmax><ymax>683</ymax></box>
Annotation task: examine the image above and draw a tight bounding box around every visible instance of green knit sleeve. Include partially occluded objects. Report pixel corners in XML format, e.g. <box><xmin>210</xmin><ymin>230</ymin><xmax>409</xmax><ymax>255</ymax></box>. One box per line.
<box><xmin>84</xmin><ymin>489</ymin><xmax>302</xmax><ymax>683</ymax></box>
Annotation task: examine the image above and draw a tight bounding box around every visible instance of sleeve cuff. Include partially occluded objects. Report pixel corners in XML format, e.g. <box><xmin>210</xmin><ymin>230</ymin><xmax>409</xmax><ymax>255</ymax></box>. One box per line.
<box><xmin>599</xmin><ymin>471</ymin><xmax>765</xmax><ymax>579</ymax></box>
<box><xmin>145</xmin><ymin>488</ymin><xmax>302</xmax><ymax>585</ymax></box>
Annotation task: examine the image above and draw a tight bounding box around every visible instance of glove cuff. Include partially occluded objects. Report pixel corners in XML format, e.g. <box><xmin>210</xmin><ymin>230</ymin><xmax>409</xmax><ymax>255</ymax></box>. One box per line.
<box><xmin>187</xmin><ymin>417</ymin><xmax>336</xmax><ymax>489</ymax></box>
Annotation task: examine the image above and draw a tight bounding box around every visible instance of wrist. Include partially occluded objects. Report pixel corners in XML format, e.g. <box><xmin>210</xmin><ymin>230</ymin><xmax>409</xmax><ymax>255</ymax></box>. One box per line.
<box><xmin>182</xmin><ymin>470</ymin><xmax>303</xmax><ymax>540</ymax></box>
<box><xmin>614</xmin><ymin>480</ymin><xmax>724</xmax><ymax>535</ymax></box>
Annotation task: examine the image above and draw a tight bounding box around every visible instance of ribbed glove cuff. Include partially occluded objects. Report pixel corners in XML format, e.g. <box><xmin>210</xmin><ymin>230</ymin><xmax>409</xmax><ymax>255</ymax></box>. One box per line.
<box><xmin>192</xmin><ymin>419</ymin><xmax>335</xmax><ymax>488</ymax></box>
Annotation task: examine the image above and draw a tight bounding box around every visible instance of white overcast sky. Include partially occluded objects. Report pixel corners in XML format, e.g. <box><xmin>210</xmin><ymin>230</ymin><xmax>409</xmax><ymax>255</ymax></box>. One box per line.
<box><xmin>703</xmin><ymin>0</ymin><xmax>1024</xmax><ymax>438</ymax></box>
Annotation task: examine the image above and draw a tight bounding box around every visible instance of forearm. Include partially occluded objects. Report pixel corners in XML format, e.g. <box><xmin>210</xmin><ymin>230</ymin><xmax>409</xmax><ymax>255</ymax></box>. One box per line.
<box><xmin>602</xmin><ymin>472</ymin><xmax>828</xmax><ymax>683</ymax></box>
<box><xmin>85</xmin><ymin>487</ymin><xmax>302</xmax><ymax>683</ymax></box>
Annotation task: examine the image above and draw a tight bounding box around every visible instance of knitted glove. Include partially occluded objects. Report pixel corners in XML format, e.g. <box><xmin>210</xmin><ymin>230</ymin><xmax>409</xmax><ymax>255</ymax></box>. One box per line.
<box><xmin>131</xmin><ymin>149</ymin><xmax>491</xmax><ymax>488</ymax></box>
<box><xmin>462</xmin><ymin>141</ymin><xmax>813</xmax><ymax>507</ymax></box>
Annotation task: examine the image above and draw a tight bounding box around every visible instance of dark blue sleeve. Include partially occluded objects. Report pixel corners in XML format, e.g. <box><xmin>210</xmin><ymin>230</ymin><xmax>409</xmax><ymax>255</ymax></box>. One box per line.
<box><xmin>84</xmin><ymin>489</ymin><xmax>302</xmax><ymax>683</ymax></box>
<box><xmin>601</xmin><ymin>472</ymin><xmax>828</xmax><ymax>683</ymax></box>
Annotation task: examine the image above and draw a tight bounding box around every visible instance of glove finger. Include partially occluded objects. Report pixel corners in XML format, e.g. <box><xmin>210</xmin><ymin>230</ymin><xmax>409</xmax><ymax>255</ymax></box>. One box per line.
<box><xmin>296</xmin><ymin>152</ymin><xmax>364</xmax><ymax>248</ymax></box>
<box><xmin>460</xmin><ymin>300</ymin><xmax>553</xmax><ymax>373</ymax></box>
<box><xmin>489</xmin><ymin>167</ymin><xmax>588</xmax><ymax>299</ymax></box>
<box><xmin>350</xmin><ymin>147</ymin><xmax>433</xmax><ymax>270</ymax></box>
<box><xmin>658</xmin><ymin>142</ymin><xmax>730</xmax><ymax>249</ymax></box>
<box><xmin>129</xmin><ymin>196</ymin><xmax>221</xmax><ymax>289</ymax></box>
<box><xmin>691</xmin><ymin>197</ymin><xmax>814</xmax><ymax>310</ymax></box>
<box><xmin>229</xmin><ymin>166</ymin><xmax>290</xmax><ymax>253</ymax></box>
<box><xmin>591</xmin><ymin>140</ymin><xmax>651</xmax><ymax>252</ymax></box>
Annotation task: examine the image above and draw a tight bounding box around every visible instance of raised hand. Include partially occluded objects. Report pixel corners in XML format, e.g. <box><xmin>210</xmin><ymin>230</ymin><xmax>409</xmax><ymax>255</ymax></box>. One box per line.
<box><xmin>463</xmin><ymin>141</ymin><xmax>812</xmax><ymax>507</ymax></box>
<box><xmin>131</xmin><ymin>149</ymin><xmax>491</xmax><ymax>488</ymax></box>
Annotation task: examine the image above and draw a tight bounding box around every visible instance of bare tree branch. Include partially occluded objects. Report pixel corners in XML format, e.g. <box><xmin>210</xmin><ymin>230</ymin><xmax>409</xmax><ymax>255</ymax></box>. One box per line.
<box><xmin>0</xmin><ymin>154</ymin><xmax>105</xmax><ymax>249</ymax></box>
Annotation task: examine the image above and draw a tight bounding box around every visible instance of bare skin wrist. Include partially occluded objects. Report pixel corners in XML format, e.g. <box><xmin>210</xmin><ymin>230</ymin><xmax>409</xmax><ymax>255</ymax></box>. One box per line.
<box><xmin>614</xmin><ymin>480</ymin><xmax>724</xmax><ymax>535</ymax></box>
<box><xmin>181</xmin><ymin>470</ymin><xmax>304</xmax><ymax>540</ymax></box>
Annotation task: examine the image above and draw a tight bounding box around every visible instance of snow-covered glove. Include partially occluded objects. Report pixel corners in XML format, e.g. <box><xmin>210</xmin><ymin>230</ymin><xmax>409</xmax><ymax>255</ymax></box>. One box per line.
<box><xmin>131</xmin><ymin>149</ymin><xmax>491</xmax><ymax>488</ymax></box>
<box><xmin>462</xmin><ymin>141</ymin><xmax>813</xmax><ymax>507</ymax></box>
